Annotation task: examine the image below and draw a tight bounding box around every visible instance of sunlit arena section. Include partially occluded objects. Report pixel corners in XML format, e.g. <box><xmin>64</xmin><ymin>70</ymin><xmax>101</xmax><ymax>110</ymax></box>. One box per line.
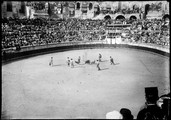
<box><xmin>1</xmin><ymin>1</ymin><xmax>170</xmax><ymax>119</ymax></box>
<box><xmin>2</xmin><ymin>48</ymin><xmax>170</xmax><ymax>119</ymax></box>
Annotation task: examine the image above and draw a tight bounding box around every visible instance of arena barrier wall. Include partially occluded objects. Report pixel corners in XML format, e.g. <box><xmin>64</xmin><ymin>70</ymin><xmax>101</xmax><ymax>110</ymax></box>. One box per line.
<box><xmin>2</xmin><ymin>42</ymin><xmax>170</xmax><ymax>64</ymax></box>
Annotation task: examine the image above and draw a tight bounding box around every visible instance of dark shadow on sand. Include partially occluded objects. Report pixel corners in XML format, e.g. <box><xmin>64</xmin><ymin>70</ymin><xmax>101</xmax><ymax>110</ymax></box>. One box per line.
<box><xmin>76</xmin><ymin>63</ymin><xmax>85</xmax><ymax>65</ymax></box>
<box><xmin>73</xmin><ymin>66</ymin><xmax>85</xmax><ymax>68</ymax></box>
<box><xmin>114</xmin><ymin>63</ymin><xmax>120</xmax><ymax>65</ymax></box>
<box><xmin>100</xmin><ymin>60</ymin><xmax>108</xmax><ymax>62</ymax></box>
<box><xmin>100</xmin><ymin>68</ymin><xmax>109</xmax><ymax>71</ymax></box>
<box><xmin>52</xmin><ymin>64</ymin><xmax>65</xmax><ymax>67</ymax></box>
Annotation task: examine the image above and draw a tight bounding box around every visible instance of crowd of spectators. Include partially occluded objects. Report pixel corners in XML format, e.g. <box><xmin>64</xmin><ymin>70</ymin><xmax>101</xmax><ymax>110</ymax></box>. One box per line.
<box><xmin>136</xmin><ymin>88</ymin><xmax>170</xmax><ymax>120</ymax></box>
<box><xmin>1</xmin><ymin>17</ymin><xmax>169</xmax><ymax>51</ymax></box>
<box><xmin>128</xmin><ymin>19</ymin><xmax>169</xmax><ymax>46</ymax></box>
<box><xmin>1</xmin><ymin>17</ymin><xmax>108</xmax><ymax>50</ymax></box>
<box><xmin>105</xmin><ymin>88</ymin><xmax>170</xmax><ymax>120</ymax></box>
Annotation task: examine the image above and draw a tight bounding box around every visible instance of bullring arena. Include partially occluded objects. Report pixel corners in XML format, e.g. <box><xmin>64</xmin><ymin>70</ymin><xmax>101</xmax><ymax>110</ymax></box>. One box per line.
<box><xmin>2</xmin><ymin>43</ymin><xmax>170</xmax><ymax>119</ymax></box>
<box><xmin>1</xmin><ymin>1</ymin><xmax>170</xmax><ymax>119</ymax></box>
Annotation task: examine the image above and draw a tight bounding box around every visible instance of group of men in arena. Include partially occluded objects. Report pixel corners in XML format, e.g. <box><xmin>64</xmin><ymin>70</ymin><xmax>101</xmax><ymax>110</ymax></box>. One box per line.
<box><xmin>49</xmin><ymin>53</ymin><xmax>116</xmax><ymax>71</ymax></box>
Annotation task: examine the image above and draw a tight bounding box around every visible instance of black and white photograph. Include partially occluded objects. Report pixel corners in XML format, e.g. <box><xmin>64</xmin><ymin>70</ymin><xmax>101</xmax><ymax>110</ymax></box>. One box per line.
<box><xmin>1</xmin><ymin>1</ymin><xmax>170</xmax><ymax>119</ymax></box>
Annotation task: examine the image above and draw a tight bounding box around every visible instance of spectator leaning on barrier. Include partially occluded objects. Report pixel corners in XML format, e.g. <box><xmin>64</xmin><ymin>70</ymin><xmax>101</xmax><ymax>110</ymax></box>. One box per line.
<box><xmin>157</xmin><ymin>93</ymin><xmax>170</xmax><ymax>120</ymax></box>
<box><xmin>120</xmin><ymin>108</ymin><xmax>133</xmax><ymax>120</ymax></box>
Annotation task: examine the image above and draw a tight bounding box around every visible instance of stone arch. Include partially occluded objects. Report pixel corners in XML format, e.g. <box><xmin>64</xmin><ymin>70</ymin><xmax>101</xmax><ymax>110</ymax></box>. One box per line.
<box><xmin>104</xmin><ymin>15</ymin><xmax>112</xmax><ymax>21</ymax></box>
<box><xmin>163</xmin><ymin>14</ymin><xmax>169</xmax><ymax>21</ymax></box>
<box><xmin>20</xmin><ymin>2</ymin><xmax>26</xmax><ymax>14</ymax></box>
<box><xmin>76</xmin><ymin>2</ymin><xmax>80</xmax><ymax>10</ymax></box>
<box><xmin>89</xmin><ymin>3</ymin><xmax>93</xmax><ymax>10</ymax></box>
<box><xmin>69</xmin><ymin>3</ymin><xmax>75</xmax><ymax>9</ymax></box>
<box><xmin>115</xmin><ymin>15</ymin><xmax>125</xmax><ymax>20</ymax></box>
<box><xmin>129</xmin><ymin>15</ymin><xmax>137</xmax><ymax>20</ymax></box>
<box><xmin>144</xmin><ymin>4</ymin><xmax>150</xmax><ymax>15</ymax></box>
<box><xmin>94</xmin><ymin>4</ymin><xmax>100</xmax><ymax>10</ymax></box>
<box><xmin>132</xmin><ymin>4</ymin><xmax>136</xmax><ymax>10</ymax></box>
<box><xmin>94</xmin><ymin>4</ymin><xmax>100</xmax><ymax>15</ymax></box>
<box><xmin>7</xmin><ymin>1</ymin><xmax>12</xmax><ymax>12</ymax></box>
<box><xmin>69</xmin><ymin>3</ymin><xmax>75</xmax><ymax>17</ymax></box>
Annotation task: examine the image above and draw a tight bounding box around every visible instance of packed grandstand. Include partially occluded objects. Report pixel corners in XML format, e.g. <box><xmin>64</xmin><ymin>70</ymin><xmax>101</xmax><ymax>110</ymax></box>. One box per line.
<box><xmin>1</xmin><ymin>1</ymin><xmax>170</xmax><ymax>53</ymax></box>
<box><xmin>1</xmin><ymin>17</ymin><xmax>170</xmax><ymax>50</ymax></box>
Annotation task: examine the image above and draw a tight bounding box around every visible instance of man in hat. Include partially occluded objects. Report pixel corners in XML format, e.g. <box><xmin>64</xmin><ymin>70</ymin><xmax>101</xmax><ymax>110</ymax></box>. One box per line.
<box><xmin>66</xmin><ymin>57</ymin><xmax>70</xmax><ymax>67</ymax></box>
<box><xmin>137</xmin><ymin>87</ymin><xmax>164</xmax><ymax>120</ymax></box>
<box><xmin>96</xmin><ymin>60</ymin><xmax>101</xmax><ymax>71</ymax></box>
<box><xmin>70</xmin><ymin>58</ymin><xmax>74</xmax><ymax>68</ymax></box>
<box><xmin>49</xmin><ymin>57</ymin><xmax>53</xmax><ymax>66</ymax></box>
<box><xmin>110</xmin><ymin>56</ymin><xmax>115</xmax><ymax>65</ymax></box>
<box><xmin>99</xmin><ymin>53</ymin><xmax>102</xmax><ymax>62</ymax></box>
<box><xmin>140</xmin><ymin>87</ymin><xmax>159</xmax><ymax>110</ymax></box>
<box><xmin>75</xmin><ymin>56</ymin><xmax>81</xmax><ymax>64</ymax></box>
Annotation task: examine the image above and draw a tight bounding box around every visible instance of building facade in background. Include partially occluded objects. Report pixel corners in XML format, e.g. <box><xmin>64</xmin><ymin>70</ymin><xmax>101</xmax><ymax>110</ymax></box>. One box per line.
<box><xmin>1</xmin><ymin>1</ymin><xmax>169</xmax><ymax>20</ymax></box>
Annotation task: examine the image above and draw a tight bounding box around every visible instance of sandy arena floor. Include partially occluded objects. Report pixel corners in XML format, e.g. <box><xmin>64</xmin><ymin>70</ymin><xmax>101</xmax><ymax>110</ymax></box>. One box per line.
<box><xmin>2</xmin><ymin>48</ymin><xmax>170</xmax><ymax>119</ymax></box>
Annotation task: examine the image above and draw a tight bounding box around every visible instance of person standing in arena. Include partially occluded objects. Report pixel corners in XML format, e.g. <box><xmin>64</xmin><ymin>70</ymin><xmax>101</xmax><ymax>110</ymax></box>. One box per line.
<box><xmin>110</xmin><ymin>56</ymin><xmax>115</xmax><ymax>65</ymax></box>
<box><xmin>70</xmin><ymin>58</ymin><xmax>74</xmax><ymax>68</ymax></box>
<box><xmin>49</xmin><ymin>57</ymin><xmax>53</xmax><ymax>67</ymax></box>
<box><xmin>67</xmin><ymin>57</ymin><xmax>70</xmax><ymax>67</ymax></box>
<box><xmin>99</xmin><ymin>53</ymin><xmax>102</xmax><ymax>62</ymax></box>
<box><xmin>78</xmin><ymin>56</ymin><xmax>81</xmax><ymax>64</ymax></box>
<box><xmin>75</xmin><ymin>56</ymin><xmax>81</xmax><ymax>64</ymax></box>
<box><xmin>96</xmin><ymin>60</ymin><xmax>101</xmax><ymax>71</ymax></box>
